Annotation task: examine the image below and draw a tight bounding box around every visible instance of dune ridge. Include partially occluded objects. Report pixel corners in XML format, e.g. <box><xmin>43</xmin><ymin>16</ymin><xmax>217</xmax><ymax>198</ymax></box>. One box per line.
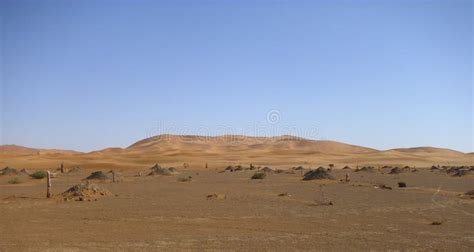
<box><xmin>1</xmin><ymin>135</ymin><xmax>472</xmax><ymax>169</ymax></box>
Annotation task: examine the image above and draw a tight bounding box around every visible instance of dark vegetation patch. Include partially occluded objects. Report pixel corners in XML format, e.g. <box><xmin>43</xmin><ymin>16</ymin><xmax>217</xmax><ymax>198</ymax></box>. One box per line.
<box><xmin>85</xmin><ymin>171</ymin><xmax>110</xmax><ymax>180</ymax></box>
<box><xmin>303</xmin><ymin>167</ymin><xmax>334</xmax><ymax>181</ymax></box>
<box><xmin>251</xmin><ymin>172</ymin><xmax>266</xmax><ymax>179</ymax></box>
<box><xmin>30</xmin><ymin>171</ymin><xmax>47</xmax><ymax>179</ymax></box>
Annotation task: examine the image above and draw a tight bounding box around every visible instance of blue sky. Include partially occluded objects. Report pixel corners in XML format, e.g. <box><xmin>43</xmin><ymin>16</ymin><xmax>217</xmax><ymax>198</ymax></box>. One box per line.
<box><xmin>1</xmin><ymin>0</ymin><xmax>472</xmax><ymax>152</ymax></box>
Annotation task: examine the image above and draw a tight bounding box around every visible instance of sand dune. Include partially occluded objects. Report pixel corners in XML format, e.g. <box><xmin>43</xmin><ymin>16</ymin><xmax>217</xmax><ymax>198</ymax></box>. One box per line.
<box><xmin>0</xmin><ymin>144</ymin><xmax>81</xmax><ymax>156</ymax></box>
<box><xmin>0</xmin><ymin>135</ymin><xmax>472</xmax><ymax>169</ymax></box>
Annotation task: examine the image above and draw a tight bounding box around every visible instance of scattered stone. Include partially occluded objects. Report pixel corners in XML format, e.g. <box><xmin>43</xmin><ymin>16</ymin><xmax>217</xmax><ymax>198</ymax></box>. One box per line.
<box><xmin>177</xmin><ymin>176</ymin><xmax>192</xmax><ymax>182</ymax></box>
<box><xmin>225</xmin><ymin>165</ymin><xmax>237</xmax><ymax>172</ymax></box>
<box><xmin>373</xmin><ymin>184</ymin><xmax>392</xmax><ymax>190</ymax></box>
<box><xmin>398</xmin><ymin>182</ymin><xmax>407</xmax><ymax>188</ymax></box>
<box><xmin>278</xmin><ymin>192</ymin><xmax>291</xmax><ymax>197</ymax></box>
<box><xmin>302</xmin><ymin>167</ymin><xmax>334</xmax><ymax>181</ymax></box>
<box><xmin>207</xmin><ymin>193</ymin><xmax>226</xmax><ymax>200</ymax></box>
<box><xmin>61</xmin><ymin>182</ymin><xmax>112</xmax><ymax>201</ymax></box>
<box><xmin>430</xmin><ymin>221</ymin><xmax>442</xmax><ymax>226</ymax></box>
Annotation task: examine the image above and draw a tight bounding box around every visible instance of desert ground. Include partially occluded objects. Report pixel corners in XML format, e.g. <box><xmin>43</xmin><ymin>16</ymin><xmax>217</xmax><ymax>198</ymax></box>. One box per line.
<box><xmin>0</xmin><ymin>135</ymin><xmax>473</xmax><ymax>251</ymax></box>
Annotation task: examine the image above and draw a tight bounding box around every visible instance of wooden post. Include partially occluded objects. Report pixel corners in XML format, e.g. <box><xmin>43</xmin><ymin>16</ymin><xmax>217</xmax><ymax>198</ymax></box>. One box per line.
<box><xmin>46</xmin><ymin>171</ymin><xmax>52</xmax><ymax>198</ymax></box>
<box><xmin>112</xmin><ymin>171</ymin><xmax>116</xmax><ymax>183</ymax></box>
<box><xmin>345</xmin><ymin>173</ymin><xmax>350</xmax><ymax>183</ymax></box>
<box><xmin>60</xmin><ymin>162</ymin><xmax>64</xmax><ymax>173</ymax></box>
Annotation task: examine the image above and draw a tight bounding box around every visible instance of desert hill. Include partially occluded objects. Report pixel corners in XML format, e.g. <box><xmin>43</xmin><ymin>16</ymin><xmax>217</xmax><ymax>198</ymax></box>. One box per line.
<box><xmin>0</xmin><ymin>135</ymin><xmax>472</xmax><ymax>169</ymax></box>
<box><xmin>0</xmin><ymin>144</ymin><xmax>81</xmax><ymax>156</ymax></box>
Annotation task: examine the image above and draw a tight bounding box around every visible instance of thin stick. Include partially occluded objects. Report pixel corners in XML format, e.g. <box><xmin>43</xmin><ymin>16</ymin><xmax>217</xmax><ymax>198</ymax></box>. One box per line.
<box><xmin>46</xmin><ymin>171</ymin><xmax>52</xmax><ymax>198</ymax></box>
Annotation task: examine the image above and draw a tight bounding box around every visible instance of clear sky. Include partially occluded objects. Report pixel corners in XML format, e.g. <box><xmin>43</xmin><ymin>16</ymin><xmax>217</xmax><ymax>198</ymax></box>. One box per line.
<box><xmin>0</xmin><ymin>0</ymin><xmax>472</xmax><ymax>152</ymax></box>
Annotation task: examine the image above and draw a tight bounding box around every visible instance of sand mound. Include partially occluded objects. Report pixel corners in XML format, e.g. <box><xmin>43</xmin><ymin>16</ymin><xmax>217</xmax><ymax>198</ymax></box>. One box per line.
<box><xmin>0</xmin><ymin>167</ymin><xmax>20</xmax><ymax>176</ymax></box>
<box><xmin>445</xmin><ymin>166</ymin><xmax>471</xmax><ymax>177</ymax></box>
<box><xmin>303</xmin><ymin>167</ymin><xmax>334</xmax><ymax>180</ymax></box>
<box><xmin>225</xmin><ymin>165</ymin><xmax>245</xmax><ymax>172</ymax></box>
<box><xmin>85</xmin><ymin>171</ymin><xmax>110</xmax><ymax>180</ymax></box>
<box><xmin>261</xmin><ymin>167</ymin><xmax>274</xmax><ymax>173</ymax></box>
<box><xmin>389</xmin><ymin>167</ymin><xmax>410</xmax><ymax>174</ymax></box>
<box><xmin>148</xmin><ymin>164</ymin><xmax>178</xmax><ymax>176</ymax></box>
<box><xmin>61</xmin><ymin>183</ymin><xmax>112</xmax><ymax>201</ymax></box>
<box><xmin>355</xmin><ymin>166</ymin><xmax>375</xmax><ymax>172</ymax></box>
<box><xmin>19</xmin><ymin>169</ymin><xmax>31</xmax><ymax>175</ymax></box>
<box><xmin>342</xmin><ymin>166</ymin><xmax>352</xmax><ymax>170</ymax></box>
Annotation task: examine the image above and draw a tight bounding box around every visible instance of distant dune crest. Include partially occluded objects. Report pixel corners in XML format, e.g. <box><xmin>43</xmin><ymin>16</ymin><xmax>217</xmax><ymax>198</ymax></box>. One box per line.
<box><xmin>1</xmin><ymin>135</ymin><xmax>471</xmax><ymax>168</ymax></box>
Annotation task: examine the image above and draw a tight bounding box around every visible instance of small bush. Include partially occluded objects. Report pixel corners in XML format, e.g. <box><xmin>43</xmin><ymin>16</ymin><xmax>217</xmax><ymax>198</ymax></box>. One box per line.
<box><xmin>30</xmin><ymin>171</ymin><xmax>47</xmax><ymax>179</ymax></box>
<box><xmin>8</xmin><ymin>177</ymin><xmax>21</xmax><ymax>184</ymax></box>
<box><xmin>251</xmin><ymin>172</ymin><xmax>266</xmax><ymax>180</ymax></box>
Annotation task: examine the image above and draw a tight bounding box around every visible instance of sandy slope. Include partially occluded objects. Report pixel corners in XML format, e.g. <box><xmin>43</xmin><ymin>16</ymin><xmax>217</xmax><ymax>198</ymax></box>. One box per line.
<box><xmin>0</xmin><ymin>135</ymin><xmax>472</xmax><ymax>170</ymax></box>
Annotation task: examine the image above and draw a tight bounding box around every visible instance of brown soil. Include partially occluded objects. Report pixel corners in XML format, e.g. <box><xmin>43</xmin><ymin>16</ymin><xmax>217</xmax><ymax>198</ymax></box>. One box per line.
<box><xmin>0</xmin><ymin>168</ymin><xmax>473</xmax><ymax>250</ymax></box>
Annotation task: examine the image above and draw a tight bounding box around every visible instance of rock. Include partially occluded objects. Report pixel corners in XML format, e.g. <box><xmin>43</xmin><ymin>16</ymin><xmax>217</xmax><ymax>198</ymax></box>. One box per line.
<box><xmin>207</xmin><ymin>193</ymin><xmax>226</xmax><ymax>200</ymax></box>
<box><xmin>374</xmin><ymin>184</ymin><xmax>392</xmax><ymax>190</ymax></box>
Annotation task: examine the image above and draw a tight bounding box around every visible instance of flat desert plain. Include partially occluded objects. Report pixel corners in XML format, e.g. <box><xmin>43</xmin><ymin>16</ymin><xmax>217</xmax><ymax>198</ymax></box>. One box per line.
<box><xmin>0</xmin><ymin>135</ymin><xmax>473</xmax><ymax>251</ymax></box>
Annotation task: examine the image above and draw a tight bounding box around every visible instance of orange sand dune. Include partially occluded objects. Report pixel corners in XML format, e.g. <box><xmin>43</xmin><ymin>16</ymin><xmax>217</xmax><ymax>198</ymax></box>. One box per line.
<box><xmin>0</xmin><ymin>135</ymin><xmax>472</xmax><ymax>170</ymax></box>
